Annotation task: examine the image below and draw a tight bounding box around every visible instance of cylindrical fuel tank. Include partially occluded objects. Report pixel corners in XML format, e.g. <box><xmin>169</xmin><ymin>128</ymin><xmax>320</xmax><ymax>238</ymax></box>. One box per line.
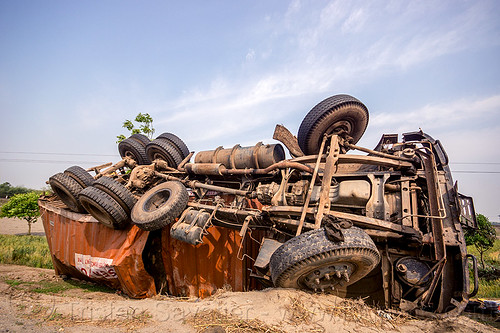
<box><xmin>194</xmin><ymin>142</ymin><xmax>285</xmax><ymax>169</ymax></box>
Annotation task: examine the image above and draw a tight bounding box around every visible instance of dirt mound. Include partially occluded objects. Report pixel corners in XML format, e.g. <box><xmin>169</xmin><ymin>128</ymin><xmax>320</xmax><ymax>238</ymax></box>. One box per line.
<box><xmin>0</xmin><ymin>264</ymin><xmax>495</xmax><ymax>333</ymax></box>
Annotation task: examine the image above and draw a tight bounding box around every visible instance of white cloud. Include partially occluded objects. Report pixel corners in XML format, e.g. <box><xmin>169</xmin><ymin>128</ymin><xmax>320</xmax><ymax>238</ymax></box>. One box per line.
<box><xmin>370</xmin><ymin>94</ymin><xmax>500</xmax><ymax>133</ymax></box>
<box><xmin>341</xmin><ymin>8</ymin><xmax>367</xmax><ymax>34</ymax></box>
<box><xmin>153</xmin><ymin>0</ymin><xmax>500</xmax><ymax>154</ymax></box>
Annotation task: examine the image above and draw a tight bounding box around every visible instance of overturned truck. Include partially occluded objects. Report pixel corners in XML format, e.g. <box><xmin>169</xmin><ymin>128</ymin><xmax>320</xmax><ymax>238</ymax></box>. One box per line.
<box><xmin>47</xmin><ymin>94</ymin><xmax>478</xmax><ymax>317</ymax></box>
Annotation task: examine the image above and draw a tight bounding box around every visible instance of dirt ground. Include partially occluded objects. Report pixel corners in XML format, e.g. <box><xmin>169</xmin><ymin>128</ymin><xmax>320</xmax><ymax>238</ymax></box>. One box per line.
<box><xmin>0</xmin><ymin>218</ymin><xmax>497</xmax><ymax>333</ymax></box>
<box><xmin>0</xmin><ymin>217</ymin><xmax>45</xmax><ymax>236</ymax></box>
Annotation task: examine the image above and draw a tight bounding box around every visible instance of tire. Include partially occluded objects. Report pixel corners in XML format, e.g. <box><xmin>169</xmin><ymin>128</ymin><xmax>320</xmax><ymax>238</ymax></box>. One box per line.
<box><xmin>156</xmin><ymin>133</ymin><xmax>190</xmax><ymax>159</ymax></box>
<box><xmin>93</xmin><ymin>176</ymin><xmax>137</xmax><ymax>214</ymax></box>
<box><xmin>118</xmin><ymin>137</ymin><xmax>151</xmax><ymax>165</ymax></box>
<box><xmin>269</xmin><ymin>227</ymin><xmax>380</xmax><ymax>292</ymax></box>
<box><xmin>131</xmin><ymin>181</ymin><xmax>188</xmax><ymax>231</ymax></box>
<box><xmin>64</xmin><ymin>166</ymin><xmax>94</xmax><ymax>188</ymax></box>
<box><xmin>49</xmin><ymin>173</ymin><xmax>86</xmax><ymax>213</ymax></box>
<box><xmin>145</xmin><ymin>138</ymin><xmax>183</xmax><ymax>168</ymax></box>
<box><xmin>78</xmin><ymin>186</ymin><xmax>129</xmax><ymax>229</ymax></box>
<box><xmin>297</xmin><ymin>94</ymin><xmax>369</xmax><ymax>155</ymax></box>
<box><xmin>129</xmin><ymin>133</ymin><xmax>150</xmax><ymax>147</ymax></box>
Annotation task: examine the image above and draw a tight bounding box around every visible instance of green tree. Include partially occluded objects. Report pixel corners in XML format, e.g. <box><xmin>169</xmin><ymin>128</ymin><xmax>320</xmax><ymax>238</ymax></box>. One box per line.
<box><xmin>465</xmin><ymin>213</ymin><xmax>496</xmax><ymax>268</ymax></box>
<box><xmin>0</xmin><ymin>192</ymin><xmax>41</xmax><ymax>235</ymax></box>
<box><xmin>116</xmin><ymin>113</ymin><xmax>155</xmax><ymax>143</ymax></box>
<box><xmin>0</xmin><ymin>182</ymin><xmax>32</xmax><ymax>198</ymax></box>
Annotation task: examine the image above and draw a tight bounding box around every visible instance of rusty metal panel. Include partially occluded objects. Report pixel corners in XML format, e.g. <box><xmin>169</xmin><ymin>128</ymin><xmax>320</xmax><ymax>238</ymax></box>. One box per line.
<box><xmin>161</xmin><ymin>225</ymin><xmax>246</xmax><ymax>298</ymax></box>
<box><xmin>39</xmin><ymin>199</ymin><xmax>265</xmax><ymax>299</ymax></box>
<box><xmin>39</xmin><ymin>199</ymin><xmax>156</xmax><ymax>298</ymax></box>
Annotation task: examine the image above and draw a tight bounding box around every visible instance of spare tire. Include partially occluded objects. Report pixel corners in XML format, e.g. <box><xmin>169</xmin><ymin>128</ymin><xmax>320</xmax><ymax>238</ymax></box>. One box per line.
<box><xmin>145</xmin><ymin>139</ymin><xmax>183</xmax><ymax>168</ymax></box>
<box><xmin>118</xmin><ymin>137</ymin><xmax>151</xmax><ymax>165</ymax></box>
<box><xmin>49</xmin><ymin>173</ymin><xmax>86</xmax><ymax>213</ymax></box>
<box><xmin>156</xmin><ymin>133</ymin><xmax>190</xmax><ymax>159</ymax></box>
<box><xmin>79</xmin><ymin>186</ymin><xmax>129</xmax><ymax>229</ymax></box>
<box><xmin>131</xmin><ymin>181</ymin><xmax>188</xmax><ymax>231</ymax></box>
<box><xmin>269</xmin><ymin>227</ymin><xmax>380</xmax><ymax>292</ymax></box>
<box><xmin>64</xmin><ymin>166</ymin><xmax>94</xmax><ymax>188</ymax></box>
<box><xmin>298</xmin><ymin>94</ymin><xmax>369</xmax><ymax>155</ymax></box>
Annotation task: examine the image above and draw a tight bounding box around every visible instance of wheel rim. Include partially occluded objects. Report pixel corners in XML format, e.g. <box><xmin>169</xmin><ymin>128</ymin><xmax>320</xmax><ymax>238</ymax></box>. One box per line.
<box><xmin>144</xmin><ymin>188</ymin><xmax>171</xmax><ymax>212</ymax></box>
<box><xmin>299</xmin><ymin>262</ymin><xmax>355</xmax><ymax>292</ymax></box>
<box><xmin>325</xmin><ymin>120</ymin><xmax>353</xmax><ymax>137</ymax></box>
<box><xmin>82</xmin><ymin>200</ymin><xmax>114</xmax><ymax>227</ymax></box>
<box><xmin>124</xmin><ymin>151</ymin><xmax>135</xmax><ymax>159</ymax></box>
<box><xmin>53</xmin><ymin>185</ymin><xmax>79</xmax><ymax>211</ymax></box>
<box><xmin>147</xmin><ymin>147</ymin><xmax>173</xmax><ymax>165</ymax></box>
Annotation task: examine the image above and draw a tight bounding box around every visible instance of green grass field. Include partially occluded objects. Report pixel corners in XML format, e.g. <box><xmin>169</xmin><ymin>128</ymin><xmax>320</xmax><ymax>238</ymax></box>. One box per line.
<box><xmin>467</xmin><ymin>238</ymin><xmax>500</xmax><ymax>299</ymax></box>
<box><xmin>0</xmin><ymin>234</ymin><xmax>53</xmax><ymax>269</ymax></box>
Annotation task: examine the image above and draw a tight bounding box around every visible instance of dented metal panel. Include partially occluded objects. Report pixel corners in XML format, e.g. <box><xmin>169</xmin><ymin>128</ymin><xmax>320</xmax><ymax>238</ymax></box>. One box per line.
<box><xmin>39</xmin><ymin>198</ymin><xmax>257</xmax><ymax>299</ymax></box>
<box><xmin>39</xmin><ymin>199</ymin><xmax>156</xmax><ymax>298</ymax></box>
<box><xmin>161</xmin><ymin>225</ymin><xmax>246</xmax><ymax>298</ymax></box>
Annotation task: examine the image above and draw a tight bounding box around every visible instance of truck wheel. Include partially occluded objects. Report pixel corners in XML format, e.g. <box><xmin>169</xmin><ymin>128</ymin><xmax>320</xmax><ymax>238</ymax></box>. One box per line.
<box><xmin>129</xmin><ymin>133</ymin><xmax>150</xmax><ymax>147</ymax></box>
<box><xmin>118</xmin><ymin>137</ymin><xmax>151</xmax><ymax>165</ymax></box>
<box><xmin>269</xmin><ymin>227</ymin><xmax>380</xmax><ymax>292</ymax></box>
<box><xmin>297</xmin><ymin>94</ymin><xmax>369</xmax><ymax>155</ymax></box>
<box><xmin>145</xmin><ymin>139</ymin><xmax>183</xmax><ymax>168</ymax></box>
<box><xmin>131</xmin><ymin>181</ymin><xmax>188</xmax><ymax>231</ymax></box>
<box><xmin>49</xmin><ymin>173</ymin><xmax>86</xmax><ymax>213</ymax></box>
<box><xmin>64</xmin><ymin>166</ymin><xmax>95</xmax><ymax>188</ymax></box>
<box><xmin>156</xmin><ymin>133</ymin><xmax>190</xmax><ymax>159</ymax></box>
<box><xmin>78</xmin><ymin>186</ymin><xmax>129</xmax><ymax>229</ymax></box>
<box><xmin>93</xmin><ymin>177</ymin><xmax>137</xmax><ymax>214</ymax></box>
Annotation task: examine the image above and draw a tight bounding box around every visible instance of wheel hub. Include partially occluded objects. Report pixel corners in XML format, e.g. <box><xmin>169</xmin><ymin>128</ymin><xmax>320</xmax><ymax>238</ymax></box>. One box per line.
<box><xmin>301</xmin><ymin>263</ymin><xmax>354</xmax><ymax>292</ymax></box>
<box><xmin>327</xmin><ymin>120</ymin><xmax>352</xmax><ymax>136</ymax></box>
<box><xmin>145</xmin><ymin>189</ymin><xmax>171</xmax><ymax>212</ymax></box>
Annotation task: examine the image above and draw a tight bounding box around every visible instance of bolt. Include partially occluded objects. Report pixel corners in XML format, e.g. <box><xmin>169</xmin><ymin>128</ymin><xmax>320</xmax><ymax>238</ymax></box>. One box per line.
<box><xmin>343</xmin><ymin>272</ymin><xmax>350</xmax><ymax>282</ymax></box>
<box><xmin>397</xmin><ymin>264</ymin><xmax>407</xmax><ymax>273</ymax></box>
<box><xmin>336</xmin><ymin>271</ymin><xmax>342</xmax><ymax>278</ymax></box>
<box><xmin>315</xmin><ymin>278</ymin><xmax>320</xmax><ymax>285</ymax></box>
<box><xmin>325</xmin><ymin>273</ymin><xmax>331</xmax><ymax>280</ymax></box>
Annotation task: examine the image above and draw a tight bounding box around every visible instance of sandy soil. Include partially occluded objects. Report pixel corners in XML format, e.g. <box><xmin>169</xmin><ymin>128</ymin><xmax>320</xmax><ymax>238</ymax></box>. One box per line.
<box><xmin>0</xmin><ymin>264</ymin><xmax>496</xmax><ymax>333</ymax></box>
<box><xmin>0</xmin><ymin>218</ymin><xmax>496</xmax><ymax>332</ymax></box>
<box><xmin>0</xmin><ymin>217</ymin><xmax>45</xmax><ymax>236</ymax></box>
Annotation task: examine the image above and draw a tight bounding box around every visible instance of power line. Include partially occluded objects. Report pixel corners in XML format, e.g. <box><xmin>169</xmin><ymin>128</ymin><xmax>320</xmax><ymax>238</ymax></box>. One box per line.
<box><xmin>451</xmin><ymin>171</ymin><xmax>500</xmax><ymax>174</ymax></box>
<box><xmin>0</xmin><ymin>158</ymin><xmax>109</xmax><ymax>164</ymax></box>
<box><xmin>0</xmin><ymin>151</ymin><xmax>118</xmax><ymax>157</ymax></box>
<box><xmin>452</xmin><ymin>162</ymin><xmax>500</xmax><ymax>165</ymax></box>
<box><xmin>1</xmin><ymin>151</ymin><xmax>499</xmax><ymax>165</ymax></box>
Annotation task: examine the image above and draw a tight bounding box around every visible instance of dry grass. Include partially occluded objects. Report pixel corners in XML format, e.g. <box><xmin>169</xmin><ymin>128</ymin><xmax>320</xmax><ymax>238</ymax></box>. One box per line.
<box><xmin>185</xmin><ymin>309</ymin><xmax>286</xmax><ymax>333</ymax></box>
<box><xmin>286</xmin><ymin>296</ymin><xmax>315</xmax><ymax>325</ymax></box>
<box><xmin>321</xmin><ymin>297</ymin><xmax>412</xmax><ymax>330</ymax></box>
<box><xmin>285</xmin><ymin>296</ymin><xmax>325</xmax><ymax>332</ymax></box>
<box><xmin>19</xmin><ymin>303</ymin><xmax>151</xmax><ymax>332</ymax></box>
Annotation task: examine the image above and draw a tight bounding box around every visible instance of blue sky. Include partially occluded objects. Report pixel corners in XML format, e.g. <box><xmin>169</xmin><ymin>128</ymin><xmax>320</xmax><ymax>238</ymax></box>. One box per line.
<box><xmin>0</xmin><ymin>1</ymin><xmax>499</xmax><ymax>221</ymax></box>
